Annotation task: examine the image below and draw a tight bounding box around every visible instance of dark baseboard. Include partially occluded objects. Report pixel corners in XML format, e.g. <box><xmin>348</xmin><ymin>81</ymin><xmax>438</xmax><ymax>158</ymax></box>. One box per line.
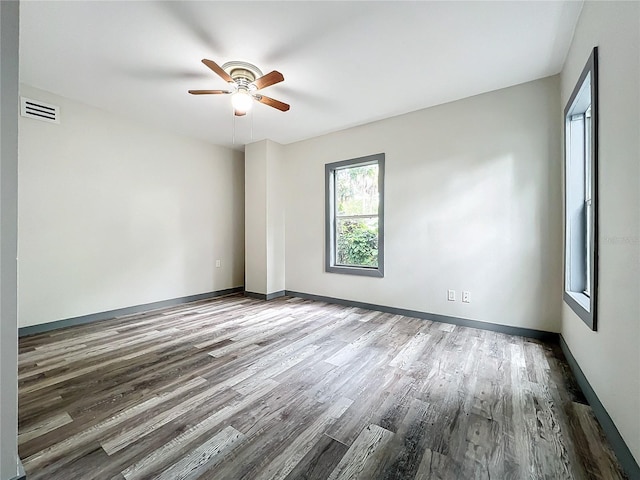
<box><xmin>244</xmin><ymin>291</ymin><xmax>266</xmax><ymax>300</ymax></box>
<box><xmin>267</xmin><ymin>291</ymin><xmax>286</xmax><ymax>300</ymax></box>
<box><xmin>559</xmin><ymin>335</ymin><xmax>640</xmax><ymax>479</ymax></box>
<box><xmin>285</xmin><ymin>290</ymin><xmax>558</xmax><ymax>342</ymax></box>
<box><xmin>244</xmin><ymin>290</ymin><xmax>285</xmax><ymax>301</ymax></box>
<box><xmin>18</xmin><ymin>287</ymin><xmax>244</xmax><ymax>337</ymax></box>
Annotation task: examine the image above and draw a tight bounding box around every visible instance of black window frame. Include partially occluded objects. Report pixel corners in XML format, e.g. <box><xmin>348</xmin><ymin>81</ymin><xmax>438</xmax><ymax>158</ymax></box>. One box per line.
<box><xmin>325</xmin><ymin>153</ymin><xmax>385</xmax><ymax>277</ymax></box>
<box><xmin>564</xmin><ymin>47</ymin><xmax>599</xmax><ymax>330</ymax></box>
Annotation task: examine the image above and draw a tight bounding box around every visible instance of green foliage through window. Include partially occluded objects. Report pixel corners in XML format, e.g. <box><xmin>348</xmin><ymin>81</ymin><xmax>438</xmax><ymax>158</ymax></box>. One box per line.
<box><xmin>336</xmin><ymin>219</ymin><xmax>378</xmax><ymax>267</ymax></box>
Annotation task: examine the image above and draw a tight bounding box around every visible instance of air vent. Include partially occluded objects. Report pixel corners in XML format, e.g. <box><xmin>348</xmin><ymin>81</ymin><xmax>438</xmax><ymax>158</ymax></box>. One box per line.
<box><xmin>20</xmin><ymin>97</ymin><xmax>60</xmax><ymax>124</ymax></box>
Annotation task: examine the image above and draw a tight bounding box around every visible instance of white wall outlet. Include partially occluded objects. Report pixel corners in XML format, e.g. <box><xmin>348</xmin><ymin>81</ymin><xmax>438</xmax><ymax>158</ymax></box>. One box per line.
<box><xmin>462</xmin><ymin>291</ymin><xmax>470</xmax><ymax>303</ymax></box>
<box><xmin>447</xmin><ymin>289</ymin><xmax>456</xmax><ymax>301</ymax></box>
<box><xmin>215</xmin><ymin>260</ymin><xmax>221</xmax><ymax>268</ymax></box>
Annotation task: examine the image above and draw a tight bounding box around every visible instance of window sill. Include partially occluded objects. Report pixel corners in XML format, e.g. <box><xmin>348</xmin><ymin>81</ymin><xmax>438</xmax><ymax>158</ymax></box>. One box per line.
<box><xmin>564</xmin><ymin>290</ymin><xmax>595</xmax><ymax>330</ymax></box>
<box><xmin>326</xmin><ymin>265</ymin><xmax>384</xmax><ymax>278</ymax></box>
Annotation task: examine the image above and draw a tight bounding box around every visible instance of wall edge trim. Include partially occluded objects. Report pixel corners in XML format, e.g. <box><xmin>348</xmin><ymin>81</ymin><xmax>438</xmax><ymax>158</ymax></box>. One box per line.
<box><xmin>10</xmin><ymin>458</ymin><xmax>25</xmax><ymax>480</ymax></box>
<box><xmin>18</xmin><ymin>287</ymin><xmax>244</xmax><ymax>337</ymax></box>
<box><xmin>559</xmin><ymin>335</ymin><xmax>640</xmax><ymax>478</ymax></box>
<box><xmin>284</xmin><ymin>290</ymin><xmax>558</xmax><ymax>341</ymax></box>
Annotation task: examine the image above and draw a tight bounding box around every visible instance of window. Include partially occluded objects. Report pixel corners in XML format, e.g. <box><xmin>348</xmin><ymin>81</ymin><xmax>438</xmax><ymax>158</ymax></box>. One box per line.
<box><xmin>564</xmin><ymin>47</ymin><xmax>598</xmax><ymax>330</ymax></box>
<box><xmin>325</xmin><ymin>153</ymin><xmax>384</xmax><ymax>277</ymax></box>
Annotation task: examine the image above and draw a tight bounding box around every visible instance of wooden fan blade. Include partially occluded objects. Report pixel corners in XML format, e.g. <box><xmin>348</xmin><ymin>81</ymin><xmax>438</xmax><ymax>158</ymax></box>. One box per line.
<box><xmin>188</xmin><ymin>89</ymin><xmax>231</xmax><ymax>95</ymax></box>
<box><xmin>251</xmin><ymin>71</ymin><xmax>284</xmax><ymax>90</ymax></box>
<box><xmin>201</xmin><ymin>59</ymin><xmax>233</xmax><ymax>83</ymax></box>
<box><xmin>234</xmin><ymin>110</ymin><xmax>246</xmax><ymax>117</ymax></box>
<box><xmin>254</xmin><ymin>94</ymin><xmax>290</xmax><ymax>112</ymax></box>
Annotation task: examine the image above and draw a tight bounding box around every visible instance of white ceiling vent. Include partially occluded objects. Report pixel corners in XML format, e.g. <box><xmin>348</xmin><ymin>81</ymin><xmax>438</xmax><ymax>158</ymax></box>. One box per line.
<box><xmin>20</xmin><ymin>97</ymin><xmax>60</xmax><ymax>124</ymax></box>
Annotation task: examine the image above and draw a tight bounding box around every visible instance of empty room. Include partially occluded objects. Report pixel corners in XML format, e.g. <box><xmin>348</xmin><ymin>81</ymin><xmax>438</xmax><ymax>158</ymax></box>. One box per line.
<box><xmin>0</xmin><ymin>1</ymin><xmax>638</xmax><ymax>479</ymax></box>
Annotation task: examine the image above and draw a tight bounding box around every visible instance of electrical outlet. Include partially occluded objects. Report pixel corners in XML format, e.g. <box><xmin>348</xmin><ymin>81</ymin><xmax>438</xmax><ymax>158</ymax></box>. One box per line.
<box><xmin>447</xmin><ymin>289</ymin><xmax>456</xmax><ymax>301</ymax></box>
<box><xmin>462</xmin><ymin>291</ymin><xmax>470</xmax><ymax>303</ymax></box>
<box><xmin>215</xmin><ymin>260</ymin><xmax>221</xmax><ymax>268</ymax></box>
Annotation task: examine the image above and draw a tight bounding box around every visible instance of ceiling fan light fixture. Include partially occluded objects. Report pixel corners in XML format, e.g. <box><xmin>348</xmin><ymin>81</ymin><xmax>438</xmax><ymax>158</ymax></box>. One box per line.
<box><xmin>231</xmin><ymin>88</ymin><xmax>253</xmax><ymax>113</ymax></box>
<box><xmin>190</xmin><ymin>58</ymin><xmax>289</xmax><ymax>115</ymax></box>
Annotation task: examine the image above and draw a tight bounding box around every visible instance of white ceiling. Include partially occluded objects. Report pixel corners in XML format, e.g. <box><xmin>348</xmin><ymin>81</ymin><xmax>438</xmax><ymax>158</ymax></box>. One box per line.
<box><xmin>20</xmin><ymin>1</ymin><xmax>583</xmax><ymax>150</ymax></box>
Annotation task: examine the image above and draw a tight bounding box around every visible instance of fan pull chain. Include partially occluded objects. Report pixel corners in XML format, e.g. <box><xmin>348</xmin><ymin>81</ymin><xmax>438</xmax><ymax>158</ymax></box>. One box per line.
<box><xmin>232</xmin><ymin>104</ymin><xmax>236</xmax><ymax>145</ymax></box>
<box><xmin>250</xmin><ymin>108</ymin><xmax>254</xmax><ymax>143</ymax></box>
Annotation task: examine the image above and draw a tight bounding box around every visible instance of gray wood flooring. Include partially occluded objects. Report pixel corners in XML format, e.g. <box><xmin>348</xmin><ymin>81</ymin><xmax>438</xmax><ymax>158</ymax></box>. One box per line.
<box><xmin>18</xmin><ymin>294</ymin><xmax>626</xmax><ymax>479</ymax></box>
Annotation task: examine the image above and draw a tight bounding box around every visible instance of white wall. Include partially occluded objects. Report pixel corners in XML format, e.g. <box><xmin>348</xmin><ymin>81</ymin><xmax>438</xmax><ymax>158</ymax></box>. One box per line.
<box><xmin>560</xmin><ymin>1</ymin><xmax>640</xmax><ymax>463</ymax></box>
<box><xmin>285</xmin><ymin>76</ymin><xmax>562</xmax><ymax>332</ymax></box>
<box><xmin>266</xmin><ymin>140</ymin><xmax>285</xmax><ymax>294</ymax></box>
<box><xmin>0</xmin><ymin>2</ymin><xmax>20</xmax><ymax>478</ymax></box>
<box><xmin>245</xmin><ymin>139</ymin><xmax>285</xmax><ymax>295</ymax></box>
<box><xmin>245</xmin><ymin>141</ymin><xmax>268</xmax><ymax>294</ymax></box>
<box><xmin>18</xmin><ymin>85</ymin><xmax>245</xmax><ymax>328</ymax></box>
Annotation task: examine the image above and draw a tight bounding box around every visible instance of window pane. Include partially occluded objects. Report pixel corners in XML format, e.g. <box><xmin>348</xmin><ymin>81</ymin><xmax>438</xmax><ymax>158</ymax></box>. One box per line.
<box><xmin>335</xmin><ymin>165</ymin><xmax>379</xmax><ymax>216</ymax></box>
<box><xmin>336</xmin><ymin>217</ymin><xmax>378</xmax><ymax>267</ymax></box>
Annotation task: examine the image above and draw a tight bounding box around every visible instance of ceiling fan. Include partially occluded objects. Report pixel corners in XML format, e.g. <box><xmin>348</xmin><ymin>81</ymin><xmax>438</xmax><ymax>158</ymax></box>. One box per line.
<box><xmin>189</xmin><ymin>59</ymin><xmax>290</xmax><ymax>116</ymax></box>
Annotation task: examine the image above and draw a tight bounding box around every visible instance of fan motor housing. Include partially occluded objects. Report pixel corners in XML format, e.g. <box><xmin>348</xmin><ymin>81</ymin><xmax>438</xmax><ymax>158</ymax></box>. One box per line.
<box><xmin>222</xmin><ymin>61</ymin><xmax>263</xmax><ymax>88</ymax></box>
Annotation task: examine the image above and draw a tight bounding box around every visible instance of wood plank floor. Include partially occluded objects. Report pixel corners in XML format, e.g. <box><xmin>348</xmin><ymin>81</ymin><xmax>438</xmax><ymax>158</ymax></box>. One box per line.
<box><xmin>18</xmin><ymin>294</ymin><xmax>627</xmax><ymax>479</ymax></box>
